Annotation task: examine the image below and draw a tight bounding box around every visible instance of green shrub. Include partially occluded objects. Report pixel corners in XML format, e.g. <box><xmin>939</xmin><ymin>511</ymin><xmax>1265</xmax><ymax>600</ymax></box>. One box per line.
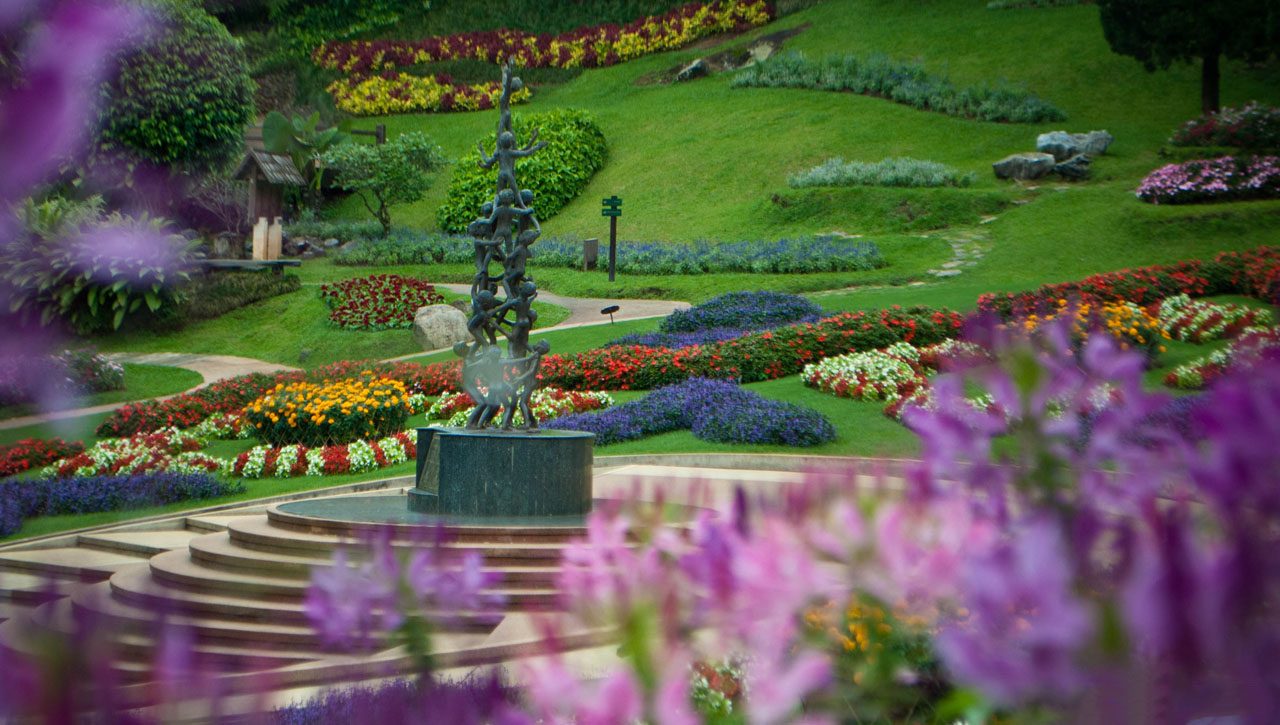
<box><xmin>178</xmin><ymin>271</ymin><xmax>302</xmax><ymax>321</ymax></box>
<box><xmin>96</xmin><ymin>0</ymin><xmax>255</xmax><ymax>174</ymax></box>
<box><xmin>789</xmin><ymin>157</ymin><xmax>977</xmax><ymax>188</ymax></box>
<box><xmin>437</xmin><ymin>109</ymin><xmax>608</xmax><ymax>234</ymax></box>
<box><xmin>318</xmin><ymin>132</ymin><xmax>446</xmax><ymax>237</ymax></box>
<box><xmin>987</xmin><ymin>0</ymin><xmax>1086</xmax><ymax>8</ymax></box>
<box><xmin>2</xmin><ymin>213</ymin><xmax>191</xmax><ymax>334</ymax></box>
<box><xmin>285</xmin><ymin>217</ymin><xmax>383</xmax><ymax>242</ymax></box>
<box><xmin>270</xmin><ymin>0</ymin><xmax>415</xmax><ymax>55</ymax></box>
<box><xmin>732</xmin><ymin>51</ymin><xmax>1065</xmax><ymax>123</ymax></box>
<box><xmin>331</xmin><ymin>231</ymin><xmax>473</xmax><ymax>266</ymax></box>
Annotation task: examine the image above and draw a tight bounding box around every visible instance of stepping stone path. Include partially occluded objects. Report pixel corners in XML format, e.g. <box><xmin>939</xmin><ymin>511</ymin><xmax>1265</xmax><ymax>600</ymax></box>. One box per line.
<box><xmin>926</xmin><ymin>218</ymin><xmax>995</xmax><ymax>279</ymax></box>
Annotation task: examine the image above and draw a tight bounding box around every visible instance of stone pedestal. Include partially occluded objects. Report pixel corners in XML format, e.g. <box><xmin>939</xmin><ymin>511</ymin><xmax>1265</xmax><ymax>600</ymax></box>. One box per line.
<box><xmin>409</xmin><ymin>427</ymin><xmax>594</xmax><ymax>517</ymax></box>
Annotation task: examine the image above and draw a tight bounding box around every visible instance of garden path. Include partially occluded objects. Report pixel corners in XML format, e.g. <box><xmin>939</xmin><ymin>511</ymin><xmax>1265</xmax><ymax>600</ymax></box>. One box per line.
<box><xmin>0</xmin><ymin>353</ymin><xmax>300</xmax><ymax>431</ymax></box>
<box><xmin>1</xmin><ymin>290</ymin><xmax>687</xmax><ymax>429</ymax></box>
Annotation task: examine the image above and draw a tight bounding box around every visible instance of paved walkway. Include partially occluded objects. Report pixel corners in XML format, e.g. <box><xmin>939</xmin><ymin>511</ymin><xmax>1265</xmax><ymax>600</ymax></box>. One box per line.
<box><xmin>1</xmin><ymin>289</ymin><xmax>688</xmax><ymax>430</ymax></box>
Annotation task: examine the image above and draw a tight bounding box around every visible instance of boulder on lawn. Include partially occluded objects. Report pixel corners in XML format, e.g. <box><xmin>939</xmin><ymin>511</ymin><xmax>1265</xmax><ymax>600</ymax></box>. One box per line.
<box><xmin>412</xmin><ymin>305</ymin><xmax>470</xmax><ymax>351</ymax></box>
<box><xmin>1053</xmin><ymin>153</ymin><xmax>1092</xmax><ymax>179</ymax></box>
<box><xmin>1036</xmin><ymin>130</ymin><xmax>1113</xmax><ymax>161</ymax></box>
<box><xmin>676</xmin><ymin>58</ymin><xmax>709</xmax><ymax>82</ymax></box>
<box><xmin>993</xmin><ymin>152</ymin><xmax>1056</xmax><ymax>180</ymax></box>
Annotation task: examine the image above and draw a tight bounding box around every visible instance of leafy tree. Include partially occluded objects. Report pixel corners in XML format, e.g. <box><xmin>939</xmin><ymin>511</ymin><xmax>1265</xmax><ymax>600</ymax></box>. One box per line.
<box><xmin>262</xmin><ymin>110</ymin><xmax>352</xmax><ymax>208</ymax></box>
<box><xmin>96</xmin><ymin>0</ymin><xmax>255</xmax><ymax>174</ymax></box>
<box><xmin>1097</xmin><ymin>0</ymin><xmax>1277</xmax><ymax>114</ymax></box>
<box><xmin>318</xmin><ymin>133</ymin><xmax>446</xmax><ymax>237</ymax></box>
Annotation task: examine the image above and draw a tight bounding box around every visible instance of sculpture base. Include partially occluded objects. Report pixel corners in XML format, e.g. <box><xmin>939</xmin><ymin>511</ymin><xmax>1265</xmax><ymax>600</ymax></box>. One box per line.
<box><xmin>410</xmin><ymin>426</ymin><xmax>594</xmax><ymax>517</ymax></box>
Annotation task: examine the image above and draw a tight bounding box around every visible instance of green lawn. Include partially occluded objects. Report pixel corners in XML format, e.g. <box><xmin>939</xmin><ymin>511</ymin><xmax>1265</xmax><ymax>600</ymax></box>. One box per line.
<box><xmin>14</xmin><ymin>0</ymin><xmax>1279</xmax><ymax>539</ymax></box>
<box><xmin>0</xmin><ymin>363</ymin><xmax>204</xmax><ymax>422</ymax></box>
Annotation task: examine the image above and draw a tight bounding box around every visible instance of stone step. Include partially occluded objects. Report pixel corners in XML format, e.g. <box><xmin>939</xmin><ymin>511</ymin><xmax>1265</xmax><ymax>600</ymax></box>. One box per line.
<box><xmin>0</xmin><ymin>547</ymin><xmax>150</xmax><ymax>580</ymax></box>
<box><xmin>0</xmin><ymin>570</ymin><xmax>83</xmax><ymax>605</ymax></box>
<box><xmin>0</xmin><ymin>599</ymin><xmax>37</xmax><ymax>624</ymax></box>
<box><xmin>112</xmin><ymin>632</ymin><xmax>320</xmax><ymax>671</ymax></box>
<box><xmin>185</xmin><ymin>514</ymin><xmax>264</xmax><ymax>535</ymax></box>
<box><xmin>150</xmin><ymin>549</ymin><xmax>306</xmax><ymax>599</ymax></box>
<box><xmin>78</xmin><ymin>529</ymin><xmax>204</xmax><ymax>557</ymax></box>
<box><xmin>265</xmin><ymin>504</ymin><xmax>590</xmax><ymax>544</ymax></box>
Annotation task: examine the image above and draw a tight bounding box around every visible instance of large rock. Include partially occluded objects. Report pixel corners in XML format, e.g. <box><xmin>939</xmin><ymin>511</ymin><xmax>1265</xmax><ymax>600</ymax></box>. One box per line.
<box><xmin>993</xmin><ymin>152</ymin><xmax>1056</xmax><ymax>180</ymax></box>
<box><xmin>1036</xmin><ymin>130</ymin><xmax>1113</xmax><ymax>161</ymax></box>
<box><xmin>412</xmin><ymin>305</ymin><xmax>470</xmax><ymax>351</ymax></box>
<box><xmin>1053</xmin><ymin>153</ymin><xmax>1092</xmax><ymax>179</ymax></box>
<box><xmin>211</xmin><ymin>231</ymin><xmax>244</xmax><ymax>259</ymax></box>
<box><xmin>676</xmin><ymin>58</ymin><xmax>708</xmax><ymax>82</ymax></box>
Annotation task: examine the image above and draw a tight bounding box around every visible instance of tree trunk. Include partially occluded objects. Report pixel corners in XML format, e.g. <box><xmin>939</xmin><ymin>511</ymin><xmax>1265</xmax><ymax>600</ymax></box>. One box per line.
<box><xmin>1201</xmin><ymin>51</ymin><xmax>1220</xmax><ymax>115</ymax></box>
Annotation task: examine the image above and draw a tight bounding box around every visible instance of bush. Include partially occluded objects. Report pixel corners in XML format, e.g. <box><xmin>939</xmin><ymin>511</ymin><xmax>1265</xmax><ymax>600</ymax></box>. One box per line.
<box><xmin>1156</xmin><ymin>294</ymin><xmax>1274</xmax><ymax>343</ymax></box>
<box><xmin>319</xmin><ymin>132</ymin><xmax>447</xmax><ymax>237</ymax></box>
<box><xmin>244</xmin><ymin>373</ymin><xmax>410</xmax><ymax>446</ymax></box>
<box><xmin>606</xmin><ymin>327</ymin><xmax>759</xmax><ymax>350</ymax></box>
<box><xmin>286</xmin><ymin>217</ymin><xmax>383</xmax><ymax>242</ymax></box>
<box><xmin>661</xmin><ymin>291</ymin><xmax>824</xmax><ymax>333</ymax></box>
<box><xmin>334</xmin><ymin>230</ymin><xmax>886</xmax><ymax>275</ymax></box>
<box><xmin>987</xmin><ymin>0</ymin><xmax>1088</xmax><ymax>8</ymax></box>
<box><xmin>547</xmin><ymin>378</ymin><xmax>836</xmax><ymax>446</ymax></box>
<box><xmin>1136</xmin><ymin>155</ymin><xmax>1280</xmax><ymax>204</ymax></box>
<box><xmin>1170</xmin><ymin>101</ymin><xmax>1280</xmax><ymax>150</ymax></box>
<box><xmin>271</xmin><ymin>0</ymin><xmax>413</xmax><ymax>56</ymax></box>
<box><xmin>789</xmin><ymin>157</ymin><xmax>976</xmax><ymax>189</ymax></box>
<box><xmin>803</xmin><ymin>342</ymin><xmax>926</xmax><ymax>403</ymax></box>
<box><xmin>437</xmin><ymin>109</ymin><xmax>607</xmax><ymax>233</ymax></box>
<box><xmin>1</xmin><ymin>212</ymin><xmax>191</xmax><ymax>333</ymax></box>
<box><xmin>0</xmin><ymin>472</ymin><xmax>243</xmax><ymax>538</ymax></box>
<box><xmin>230</xmin><ymin>431</ymin><xmax>416</xmax><ymax>478</ymax></box>
<box><xmin>318</xmin><ymin>274</ymin><xmax>444</xmax><ymax>330</ymax></box>
<box><xmin>96</xmin><ymin>0</ymin><xmax>255</xmax><ymax>174</ymax></box>
<box><xmin>732</xmin><ymin>51</ymin><xmax>1065</xmax><ymax>123</ymax></box>
<box><xmin>179</xmin><ymin>271</ymin><xmax>301</xmax><ymax>321</ymax></box>
<box><xmin>427</xmin><ymin>388</ymin><xmax>613</xmax><ymax>427</ymax></box>
<box><xmin>1</xmin><ymin>349</ymin><xmax>126</xmax><ymax>406</ymax></box>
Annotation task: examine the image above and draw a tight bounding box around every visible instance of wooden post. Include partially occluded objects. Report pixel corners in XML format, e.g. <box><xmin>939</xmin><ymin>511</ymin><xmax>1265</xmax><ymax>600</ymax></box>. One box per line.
<box><xmin>375</xmin><ymin>124</ymin><xmax>386</xmax><ymax>145</ymax></box>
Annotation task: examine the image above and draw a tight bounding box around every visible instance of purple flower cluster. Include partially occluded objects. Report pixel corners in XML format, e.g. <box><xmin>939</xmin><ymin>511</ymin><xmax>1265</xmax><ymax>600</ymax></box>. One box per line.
<box><xmin>0</xmin><ymin>472</ymin><xmax>244</xmax><ymax>537</ymax></box>
<box><xmin>662</xmin><ymin>291</ymin><xmax>823</xmax><ymax>333</ymax></box>
<box><xmin>1136</xmin><ymin>154</ymin><xmax>1280</xmax><ymax>204</ymax></box>
<box><xmin>272</xmin><ymin>673</ymin><xmax>520</xmax><ymax>725</ymax></box>
<box><xmin>545</xmin><ymin>377</ymin><xmax>836</xmax><ymax>446</ymax></box>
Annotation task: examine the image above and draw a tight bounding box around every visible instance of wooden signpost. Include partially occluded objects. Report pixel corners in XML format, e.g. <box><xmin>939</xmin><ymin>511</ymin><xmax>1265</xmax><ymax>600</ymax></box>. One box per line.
<box><xmin>602</xmin><ymin>195</ymin><xmax>621</xmax><ymax>281</ymax></box>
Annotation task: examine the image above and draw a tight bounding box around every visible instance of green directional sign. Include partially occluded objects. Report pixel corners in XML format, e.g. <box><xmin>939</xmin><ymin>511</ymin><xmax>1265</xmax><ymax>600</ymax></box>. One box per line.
<box><xmin>601</xmin><ymin>195</ymin><xmax>622</xmax><ymax>217</ymax></box>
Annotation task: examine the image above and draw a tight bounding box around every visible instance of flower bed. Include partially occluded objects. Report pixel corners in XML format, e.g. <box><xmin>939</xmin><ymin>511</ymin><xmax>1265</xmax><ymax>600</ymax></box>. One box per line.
<box><xmin>244</xmin><ymin>373</ymin><xmax>411</xmax><ymax>447</ymax></box>
<box><xmin>1156</xmin><ymin>293</ymin><xmax>1273</xmax><ymax>343</ymax></box>
<box><xmin>40</xmin><ymin>428</ymin><xmax>225</xmax><ymax>479</ymax></box>
<box><xmin>230</xmin><ymin>430</ymin><xmax>415</xmax><ymax>478</ymax></box>
<box><xmin>976</xmin><ymin>246</ymin><xmax>1280</xmax><ymax>318</ymax></box>
<box><xmin>1163</xmin><ymin>327</ymin><xmax>1280</xmax><ymax>390</ymax></box>
<box><xmin>1136</xmin><ymin>155</ymin><xmax>1280</xmax><ymax>204</ymax></box>
<box><xmin>803</xmin><ymin>342</ymin><xmax>927</xmax><ymax>403</ymax></box>
<box><xmin>312</xmin><ymin>0</ymin><xmax>773</xmax><ymax>74</ymax></box>
<box><xmin>1011</xmin><ymin>300</ymin><xmax>1168</xmax><ymax>359</ymax></box>
<box><xmin>609</xmin><ymin>291</ymin><xmax>823</xmax><ymax>349</ymax></box>
<box><xmin>546</xmin><ymin>378</ymin><xmax>836</xmax><ymax>447</ymax></box>
<box><xmin>0</xmin><ymin>348</ymin><xmax>124</xmax><ymax>406</ymax></box>
<box><xmin>319</xmin><ymin>274</ymin><xmax>445</xmax><ymax>330</ymax></box>
<box><xmin>0</xmin><ymin>438</ymin><xmax>84</xmax><ymax>477</ymax></box>
<box><xmin>426</xmin><ymin>387</ymin><xmax>612</xmax><ymax>427</ymax></box>
<box><xmin>539</xmin><ymin>306</ymin><xmax>964</xmax><ymax>391</ymax></box>
<box><xmin>97</xmin><ymin>360</ymin><xmax>449</xmax><ymax>438</ymax></box>
<box><xmin>1171</xmin><ymin>101</ymin><xmax>1280</xmax><ymax>150</ymax></box>
<box><xmin>326</xmin><ymin>72</ymin><xmax>531</xmax><ymax>117</ymax></box>
<box><xmin>0</xmin><ymin>472</ymin><xmax>244</xmax><ymax>537</ymax></box>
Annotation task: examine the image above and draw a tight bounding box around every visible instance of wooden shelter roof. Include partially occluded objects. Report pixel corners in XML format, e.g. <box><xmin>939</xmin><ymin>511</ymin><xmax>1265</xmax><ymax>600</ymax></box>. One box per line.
<box><xmin>233</xmin><ymin>148</ymin><xmax>305</xmax><ymax>186</ymax></box>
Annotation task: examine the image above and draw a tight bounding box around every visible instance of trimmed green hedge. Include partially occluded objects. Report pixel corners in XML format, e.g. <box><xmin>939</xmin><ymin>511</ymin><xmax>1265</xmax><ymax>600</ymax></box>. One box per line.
<box><xmin>436</xmin><ymin>109</ymin><xmax>607</xmax><ymax>233</ymax></box>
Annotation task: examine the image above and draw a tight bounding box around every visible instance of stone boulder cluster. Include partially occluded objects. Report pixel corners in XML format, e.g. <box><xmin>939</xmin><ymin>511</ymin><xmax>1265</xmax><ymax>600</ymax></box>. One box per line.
<box><xmin>993</xmin><ymin>130</ymin><xmax>1113</xmax><ymax>181</ymax></box>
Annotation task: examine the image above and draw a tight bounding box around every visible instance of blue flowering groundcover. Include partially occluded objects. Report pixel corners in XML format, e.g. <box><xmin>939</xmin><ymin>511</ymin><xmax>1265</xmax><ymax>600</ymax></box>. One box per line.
<box><xmin>0</xmin><ymin>472</ymin><xmax>245</xmax><ymax>537</ymax></box>
<box><xmin>607</xmin><ymin>291</ymin><xmax>823</xmax><ymax>349</ymax></box>
<box><xmin>546</xmin><ymin>378</ymin><xmax>836</xmax><ymax>446</ymax></box>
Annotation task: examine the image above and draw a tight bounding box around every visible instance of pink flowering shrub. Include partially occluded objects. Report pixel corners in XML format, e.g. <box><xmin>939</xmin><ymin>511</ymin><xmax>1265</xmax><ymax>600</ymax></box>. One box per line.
<box><xmin>1171</xmin><ymin>101</ymin><xmax>1280</xmax><ymax>150</ymax></box>
<box><xmin>1136</xmin><ymin>154</ymin><xmax>1280</xmax><ymax>204</ymax></box>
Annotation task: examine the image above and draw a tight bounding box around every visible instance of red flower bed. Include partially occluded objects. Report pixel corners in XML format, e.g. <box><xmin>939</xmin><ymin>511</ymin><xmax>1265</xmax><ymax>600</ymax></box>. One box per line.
<box><xmin>0</xmin><ymin>438</ymin><xmax>84</xmax><ymax>477</ymax></box>
<box><xmin>976</xmin><ymin>246</ymin><xmax>1280</xmax><ymax>319</ymax></box>
<box><xmin>319</xmin><ymin>274</ymin><xmax>445</xmax><ymax>330</ymax></box>
<box><xmin>537</xmin><ymin>306</ymin><xmax>963</xmax><ymax>391</ymax></box>
<box><xmin>314</xmin><ymin>1</ymin><xmax>774</xmax><ymax>74</ymax></box>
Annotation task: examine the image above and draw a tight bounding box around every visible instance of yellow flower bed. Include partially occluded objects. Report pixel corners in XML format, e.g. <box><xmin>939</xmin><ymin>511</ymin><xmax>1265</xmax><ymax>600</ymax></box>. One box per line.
<box><xmin>1015</xmin><ymin>299</ymin><xmax>1169</xmax><ymax>358</ymax></box>
<box><xmin>326</xmin><ymin>74</ymin><xmax>533</xmax><ymax>117</ymax></box>
<box><xmin>313</xmin><ymin>1</ymin><xmax>773</xmax><ymax>75</ymax></box>
<box><xmin>244</xmin><ymin>373</ymin><xmax>410</xmax><ymax>447</ymax></box>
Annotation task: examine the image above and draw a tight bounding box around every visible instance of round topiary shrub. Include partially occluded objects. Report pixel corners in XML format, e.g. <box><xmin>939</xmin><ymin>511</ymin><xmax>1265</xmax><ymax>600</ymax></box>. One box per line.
<box><xmin>96</xmin><ymin>0</ymin><xmax>255</xmax><ymax>173</ymax></box>
<box><xmin>436</xmin><ymin>109</ymin><xmax>607</xmax><ymax>233</ymax></box>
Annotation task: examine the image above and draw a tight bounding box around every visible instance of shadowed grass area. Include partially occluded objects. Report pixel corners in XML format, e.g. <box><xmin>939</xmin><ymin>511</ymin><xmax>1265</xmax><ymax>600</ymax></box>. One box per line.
<box><xmin>0</xmin><ymin>364</ymin><xmax>205</xmax><ymax>422</ymax></box>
